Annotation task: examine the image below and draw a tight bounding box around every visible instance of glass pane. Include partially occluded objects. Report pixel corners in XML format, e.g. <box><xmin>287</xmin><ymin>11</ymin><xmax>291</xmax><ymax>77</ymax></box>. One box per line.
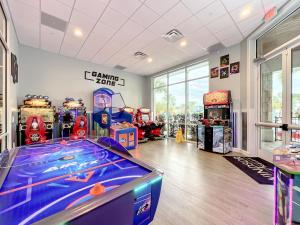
<box><xmin>260</xmin><ymin>55</ymin><xmax>282</xmax><ymax>123</ymax></box>
<box><xmin>0</xmin><ymin>6</ymin><xmax>5</xmax><ymax>39</ymax></box>
<box><xmin>153</xmin><ymin>87</ymin><xmax>167</xmax><ymax>123</ymax></box>
<box><xmin>187</xmin><ymin>61</ymin><xmax>209</xmax><ymax>80</ymax></box>
<box><xmin>168</xmin><ymin>83</ymin><xmax>185</xmax><ymax>124</ymax></box>
<box><xmin>291</xmin><ymin>130</ymin><xmax>300</xmax><ymax>143</ymax></box>
<box><xmin>186</xmin><ymin>124</ymin><xmax>197</xmax><ymax>141</ymax></box>
<box><xmin>169</xmin><ymin>69</ymin><xmax>185</xmax><ymax>84</ymax></box>
<box><xmin>154</xmin><ymin>75</ymin><xmax>167</xmax><ymax>88</ymax></box>
<box><xmin>292</xmin><ymin>46</ymin><xmax>300</xmax><ymax>125</ymax></box>
<box><xmin>0</xmin><ymin>42</ymin><xmax>5</xmax><ymax>134</ymax></box>
<box><xmin>187</xmin><ymin>78</ymin><xmax>209</xmax><ymax>125</ymax></box>
<box><xmin>168</xmin><ymin>123</ymin><xmax>185</xmax><ymax>138</ymax></box>
<box><xmin>260</xmin><ymin>127</ymin><xmax>283</xmax><ymax>151</ymax></box>
<box><xmin>257</xmin><ymin>8</ymin><xmax>300</xmax><ymax>57</ymax></box>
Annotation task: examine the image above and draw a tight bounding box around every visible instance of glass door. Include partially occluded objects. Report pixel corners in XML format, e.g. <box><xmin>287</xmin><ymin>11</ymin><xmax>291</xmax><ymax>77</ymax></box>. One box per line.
<box><xmin>257</xmin><ymin>43</ymin><xmax>300</xmax><ymax>158</ymax></box>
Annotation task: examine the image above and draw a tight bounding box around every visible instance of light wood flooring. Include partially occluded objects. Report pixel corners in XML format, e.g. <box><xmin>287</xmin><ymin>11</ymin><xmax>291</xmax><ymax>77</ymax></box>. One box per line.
<box><xmin>130</xmin><ymin>139</ymin><xmax>273</xmax><ymax>225</ymax></box>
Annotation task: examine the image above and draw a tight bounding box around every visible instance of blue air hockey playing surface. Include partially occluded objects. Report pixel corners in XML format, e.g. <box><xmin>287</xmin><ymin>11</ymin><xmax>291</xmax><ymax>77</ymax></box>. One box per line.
<box><xmin>0</xmin><ymin>137</ymin><xmax>163</xmax><ymax>225</ymax></box>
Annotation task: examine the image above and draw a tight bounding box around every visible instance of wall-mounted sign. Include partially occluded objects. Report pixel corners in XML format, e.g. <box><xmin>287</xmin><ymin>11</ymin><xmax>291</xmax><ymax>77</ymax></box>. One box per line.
<box><xmin>84</xmin><ymin>71</ymin><xmax>125</xmax><ymax>87</ymax></box>
<box><xmin>11</xmin><ymin>53</ymin><xmax>18</xmax><ymax>84</ymax></box>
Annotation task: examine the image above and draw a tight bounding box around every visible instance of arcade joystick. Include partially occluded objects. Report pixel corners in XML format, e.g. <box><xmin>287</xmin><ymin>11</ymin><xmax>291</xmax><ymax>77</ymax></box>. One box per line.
<box><xmin>90</xmin><ymin>183</ymin><xmax>105</xmax><ymax>196</ymax></box>
<box><xmin>60</xmin><ymin>140</ymin><xmax>68</xmax><ymax>145</ymax></box>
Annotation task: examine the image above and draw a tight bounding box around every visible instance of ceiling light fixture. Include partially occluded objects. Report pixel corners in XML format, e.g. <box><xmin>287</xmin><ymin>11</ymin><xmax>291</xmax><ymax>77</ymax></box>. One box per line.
<box><xmin>240</xmin><ymin>5</ymin><xmax>252</xmax><ymax>19</ymax></box>
<box><xmin>180</xmin><ymin>40</ymin><xmax>187</xmax><ymax>47</ymax></box>
<box><xmin>147</xmin><ymin>57</ymin><xmax>153</xmax><ymax>63</ymax></box>
<box><xmin>74</xmin><ymin>28</ymin><xmax>83</xmax><ymax>37</ymax></box>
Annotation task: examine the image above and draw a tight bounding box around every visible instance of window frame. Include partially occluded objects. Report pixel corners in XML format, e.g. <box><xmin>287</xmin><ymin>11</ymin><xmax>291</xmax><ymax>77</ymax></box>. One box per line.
<box><xmin>152</xmin><ymin>60</ymin><xmax>209</xmax><ymax>141</ymax></box>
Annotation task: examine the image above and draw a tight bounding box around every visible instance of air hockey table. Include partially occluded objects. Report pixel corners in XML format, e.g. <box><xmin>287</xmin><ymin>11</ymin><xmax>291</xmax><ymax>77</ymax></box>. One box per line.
<box><xmin>0</xmin><ymin>137</ymin><xmax>163</xmax><ymax>225</ymax></box>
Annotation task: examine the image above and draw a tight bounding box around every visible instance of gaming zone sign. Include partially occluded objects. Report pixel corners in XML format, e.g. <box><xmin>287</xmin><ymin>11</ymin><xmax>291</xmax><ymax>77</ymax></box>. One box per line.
<box><xmin>84</xmin><ymin>71</ymin><xmax>125</xmax><ymax>87</ymax></box>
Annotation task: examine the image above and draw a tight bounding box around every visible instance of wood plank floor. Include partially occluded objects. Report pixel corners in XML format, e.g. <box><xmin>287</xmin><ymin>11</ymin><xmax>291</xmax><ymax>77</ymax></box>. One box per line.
<box><xmin>130</xmin><ymin>139</ymin><xmax>273</xmax><ymax>225</ymax></box>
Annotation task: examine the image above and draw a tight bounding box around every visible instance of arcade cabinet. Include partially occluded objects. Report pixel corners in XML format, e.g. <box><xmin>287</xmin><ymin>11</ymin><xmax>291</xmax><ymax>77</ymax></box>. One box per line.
<box><xmin>25</xmin><ymin>115</ymin><xmax>46</xmax><ymax>144</ymax></box>
<box><xmin>93</xmin><ymin>88</ymin><xmax>138</xmax><ymax>150</ymax></box>
<box><xmin>136</xmin><ymin>108</ymin><xmax>165</xmax><ymax>141</ymax></box>
<box><xmin>197</xmin><ymin>90</ymin><xmax>233</xmax><ymax>154</ymax></box>
<box><xmin>18</xmin><ymin>95</ymin><xmax>55</xmax><ymax>146</ymax></box>
<box><xmin>58</xmin><ymin>98</ymin><xmax>86</xmax><ymax>138</ymax></box>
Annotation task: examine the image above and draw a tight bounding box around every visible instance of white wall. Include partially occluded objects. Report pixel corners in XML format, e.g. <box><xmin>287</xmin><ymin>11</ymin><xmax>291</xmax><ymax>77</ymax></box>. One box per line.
<box><xmin>208</xmin><ymin>44</ymin><xmax>241</xmax><ymax>112</ymax></box>
<box><xmin>2</xmin><ymin>0</ymin><xmax>20</xmax><ymax>148</ymax></box>
<box><xmin>18</xmin><ymin>45</ymin><xmax>148</xmax><ymax>112</ymax></box>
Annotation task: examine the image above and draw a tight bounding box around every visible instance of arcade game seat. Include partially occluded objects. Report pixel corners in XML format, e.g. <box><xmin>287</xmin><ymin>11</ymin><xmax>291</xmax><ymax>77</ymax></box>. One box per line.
<box><xmin>25</xmin><ymin>115</ymin><xmax>46</xmax><ymax>145</ymax></box>
<box><xmin>136</xmin><ymin>108</ymin><xmax>165</xmax><ymax>141</ymax></box>
<box><xmin>70</xmin><ymin>115</ymin><xmax>88</xmax><ymax>139</ymax></box>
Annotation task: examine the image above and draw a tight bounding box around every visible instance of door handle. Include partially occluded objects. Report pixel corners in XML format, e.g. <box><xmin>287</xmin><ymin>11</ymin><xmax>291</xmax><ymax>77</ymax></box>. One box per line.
<box><xmin>279</xmin><ymin>124</ymin><xmax>289</xmax><ymax>131</ymax></box>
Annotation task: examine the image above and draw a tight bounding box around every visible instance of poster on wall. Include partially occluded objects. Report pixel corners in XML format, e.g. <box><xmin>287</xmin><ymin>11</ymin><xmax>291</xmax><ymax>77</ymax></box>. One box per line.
<box><xmin>11</xmin><ymin>53</ymin><xmax>18</xmax><ymax>84</ymax></box>
<box><xmin>230</xmin><ymin>62</ymin><xmax>240</xmax><ymax>74</ymax></box>
<box><xmin>220</xmin><ymin>54</ymin><xmax>229</xmax><ymax>67</ymax></box>
<box><xmin>210</xmin><ymin>67</ymin><xmax>219</xmax><ymax>78</ymax></box>
<box><xmin>220</xmin><ymin>67</ymin><xmax>229</xmax><ymax>79</ymax></box>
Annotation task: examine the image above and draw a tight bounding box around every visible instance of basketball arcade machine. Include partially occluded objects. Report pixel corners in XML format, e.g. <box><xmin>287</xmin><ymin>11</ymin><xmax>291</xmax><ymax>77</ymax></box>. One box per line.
<box><xmin>58</xmin><ymin>98</ymin><xmax>87</xmax><ymax>138</ymax></box>
<box><xmin>18</xmin><ymin>95</ymin><xmax>55</xmax><ymax>145</ymax></box>
<box><xmin>197</xmin><ymin>90</ymin><xmax>233</xmax><ymax>154</ymax></box>
<box><xmin>93</xmin><ymin>88</ymin><xmax>138</xmax><ymax>150</ymax></box>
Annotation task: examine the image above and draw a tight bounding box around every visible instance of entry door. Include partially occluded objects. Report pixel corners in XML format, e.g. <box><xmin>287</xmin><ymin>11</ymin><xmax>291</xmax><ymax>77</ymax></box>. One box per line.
<box><xmin>257</xmin><ymin>44</ymin><xmax>300</xmax><ymax>159</ymax></box>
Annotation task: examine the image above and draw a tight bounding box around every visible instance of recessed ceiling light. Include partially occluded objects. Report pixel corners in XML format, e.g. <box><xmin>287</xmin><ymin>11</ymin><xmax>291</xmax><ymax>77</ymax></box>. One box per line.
<box><xmin>74</xmin><ymin>28</ymin><xmax>83</xmax><ymax>37</ymax></box>
<box><xmin>180</xmin><ymin>40</ymin><xmax>187</xmax><ymax>47</ymax></box>
<box><xmin>147</xmin><ymin>57</ymin><xmax>153</xmax><ymax>63</ymax></box>
<box><xmin>240</xmin><ymin>5</ymin><xmax>252</xmax><ymax>19</ymax></box>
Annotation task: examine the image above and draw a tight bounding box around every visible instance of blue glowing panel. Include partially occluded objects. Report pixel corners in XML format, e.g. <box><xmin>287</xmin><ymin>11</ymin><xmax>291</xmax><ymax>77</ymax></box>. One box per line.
<box><xmin>0</xmin><ymin>140</ymin><xmax>150</xmax><ymax>225</ymax></box>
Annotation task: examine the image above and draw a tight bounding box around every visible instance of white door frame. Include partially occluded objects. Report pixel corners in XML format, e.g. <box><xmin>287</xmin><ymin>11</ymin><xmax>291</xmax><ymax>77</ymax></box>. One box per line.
<box><xmin>246</xmin><ymin>1</ymin><xmax>300</xmax><ymax>159</ymax></box>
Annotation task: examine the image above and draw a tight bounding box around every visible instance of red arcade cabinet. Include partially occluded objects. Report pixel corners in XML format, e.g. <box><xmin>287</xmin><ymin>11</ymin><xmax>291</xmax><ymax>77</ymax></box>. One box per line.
<box><xmin>136</xmin><ymin>108</ymin><xmax>164</xmax><ymax>141</ymax></box>
<box><xmin>71</xmin><ymin>115</ymin><xmax>88</xmax><ymax>139</ymax></box>
<box><xmin>25</xmin><ymin>116</ymin><xmax>46</xmax><ymax>145</ymax></box>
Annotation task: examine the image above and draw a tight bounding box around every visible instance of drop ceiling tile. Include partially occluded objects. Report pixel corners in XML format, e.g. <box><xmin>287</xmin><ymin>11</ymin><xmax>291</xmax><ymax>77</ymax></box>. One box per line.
<box><xmin>213</xmin><ymin>25</ymin><xmax>242</xmax><ymax>41</ymax></box>
<box><xmin>147</xmin><ymin>17</ymin><xmax>173</xmax><ymax>35</ymax></box>
<box><xmin>92</xmin><ymin>21</ymin><xmax>116</xmax><ymax>39</ymax></box>
<box><xmin>221</xmin><ymin>34</ymin><xmax>243</xmax><ymax>47</ymax></box>
<box><xmin>109</xmin><ymin>0</ymin><xmax>142</xmax><ymax>17</ymax></box>
<box><xmin>92</xmin><ymin>40</ymin><xmax>124</xmax><ymax>64</ymax></box>
<box><xmin>131</xmin><ymin>5</ymin><xmax>159</xmax><ymax>28</ymax></box>
<box><xmin>141</xmin><ymin>38</ymin><xmax>170</xmax><ymax>55</ymax></box>
<box><xmin>181</xmin><ymin>0</ymin><xmax>215</xmax><ymax>14</ymax></box>
<box><xmin>145</xmin><ymin>0</ymin><xmax>179</xmax><ymax>15</ymax></box>
<box><xmin>196</xmin><ymin>0</ymin><xmax>227</xmax><ymax>25</ymax></box>
<box><xmin>74</xmin><ymin>0</ymin><xmax>107</xmax><ymax>19</ymax></box>
<box><xmin>77</xmin><ymin>33</ymin><xmax>106</xmax><ymax>61</ymax></box>
<box><xmin>176</xmin><ymin>16</ymin><xmax>205</xmax><ymax>35</ymax></box>
<box><xmin>162</xmin><ymin>2</ymin><xmax>192</xmax><ymax>26</ymax></box>
<box><xmin>207</xmin><ymin>14</ymin><xmax>235</xmax><ymax>33</ymax></box>
<box><xmin>41</xmin><ymin>25</ymin><xmax>64</xmax><ymax>53</ymax></box>
<box><xmin>16</xmin><ymin>0</ymin><xmax>39</xmax><ymax>9</ymax></box>
<box><xmin>237</xmin><ymin>13</ymin><xmax>263</xmax><ymax>36</ymax></box>
<box><xmin>70</xmin><ymin>9</ymin><xmax>98</xmax><ymax>30</ymax></box>
<box><xmin>190</xmin><ymin>27</ymin><xmax>219</xmax><ymax>49</ymax></box>
<box><xmin>229</xmin><ymin>0</ymin><xmax>264</xmax><ymax>23</ymax></box>
<box><xmin>56</xmin><ymin>0</ymin><xmax>75</xmax><ymax>7</ymax></box>
<box><xmin>41</xmin><ymin>0</ymin><xmax>72</xmax><ymax>21</ymax></box>
<box><xmin>111</xmin><ymin>20</ymin><xmax>144</xmax><ymax>46</ymax></box>
<box><xmin>221</xmin><ymin>0</ymin><xmax>251</xmax><ymax>11</ymax></box>
<box><xmin>105</xmin><ymin>53</ymin><xmax>128</xmax><ymax>66</ymax></box>
<box><xmin>100</xmin><ymin>7</ymin><xmax>128</xmax><ymax>30</ymax></box>
<box><xmin>120</xmin><ymin>57</ymin><xmax>141</xmax><ymax>68</ymax></box>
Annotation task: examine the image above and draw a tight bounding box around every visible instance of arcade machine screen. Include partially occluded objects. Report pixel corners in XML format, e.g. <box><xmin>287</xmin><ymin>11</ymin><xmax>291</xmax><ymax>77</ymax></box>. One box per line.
<box><xmin>207</xmin><ymin>108</ymin><xmax>223</xmax><ymax>120</ymax></box>
<box><xmin>142</xmin><ymin>114</ymin><xmax>150</xmax><ymax>122</ymax></box>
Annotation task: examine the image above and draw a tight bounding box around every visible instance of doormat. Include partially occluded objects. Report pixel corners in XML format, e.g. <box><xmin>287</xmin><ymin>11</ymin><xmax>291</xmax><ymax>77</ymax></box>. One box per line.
<box><xmin>223</xmin><ymin>156</ymin><xmax>274</xmax><ymax>185</ymax></box>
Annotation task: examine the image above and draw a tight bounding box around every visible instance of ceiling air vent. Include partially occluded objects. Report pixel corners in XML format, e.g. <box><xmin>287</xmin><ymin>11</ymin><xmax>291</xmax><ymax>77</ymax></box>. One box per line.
<box><xmin>134</xmin><ymin>51</ymin><xmax>148</xmax><ymax>60</ymax></box>
<box><xmin>114</xmin><ymin>65</ymin><xmax>126</xmax><ymax>70</ymax></box>
<box><xmin>162</xmin><ymin>29</ymin><xmax>184</xmax><ymax>42</ymax></box>
<box><xmin>41</xmin><ymin>12</ymin><xmax>67</xmax><ymax>32</ymax></box>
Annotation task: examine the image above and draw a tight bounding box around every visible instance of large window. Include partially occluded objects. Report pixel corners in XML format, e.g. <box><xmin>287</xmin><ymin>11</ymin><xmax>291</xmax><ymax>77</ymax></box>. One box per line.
<box><xmin>153</xmin><ymin>61</ymin><xmax>209</xmax><ymax>141</ymax></box>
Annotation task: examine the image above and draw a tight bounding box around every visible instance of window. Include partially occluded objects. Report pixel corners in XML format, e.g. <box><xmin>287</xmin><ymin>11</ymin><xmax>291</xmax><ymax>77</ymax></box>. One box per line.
<box><xmin>0</xmin><ymin>3</ymin><xmax>6</xmax><ymax>152</ymax></box>
<box><xmin>153</xmin><ymin>61</ymin><xmax>209</xmax><ymax>141</ymax></box>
